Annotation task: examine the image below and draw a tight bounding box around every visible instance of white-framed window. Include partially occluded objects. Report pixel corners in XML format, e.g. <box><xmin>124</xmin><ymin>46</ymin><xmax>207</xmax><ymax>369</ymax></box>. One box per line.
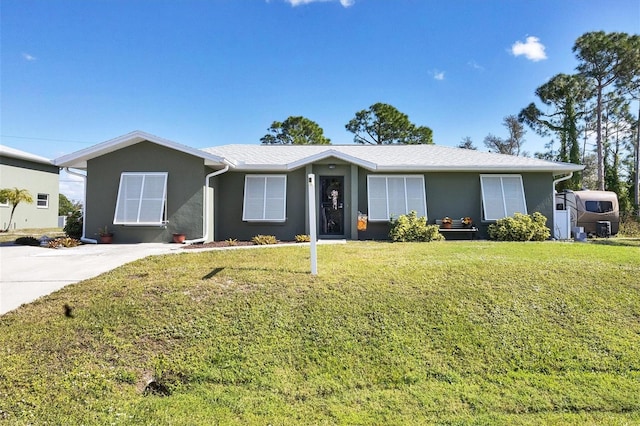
<box><xmin>114</xmin><ymin>172</ymin><xmax>168</xmax><ymax>225</ymax></box>
<box><xmin>37</xmin><ymin>193</ymin><xmax>49</xmax><ymax>208</ymax></box>
<box><xmin>242</xmin><ymin>175</ymin><xmax>287</xmax><ymax>222</ymax></box>
<box><xmin>480</xmin><ymin>174</ymin><xmax>527</xmax><ymax>221</ymax></box>
<box><xmin>367</xmin><ymin>175</ymin><xmax>427</xmax><ymax>221</ymax></box>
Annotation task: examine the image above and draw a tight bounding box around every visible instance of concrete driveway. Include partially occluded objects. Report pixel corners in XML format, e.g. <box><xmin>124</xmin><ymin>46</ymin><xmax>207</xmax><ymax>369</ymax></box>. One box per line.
<box><xmin>0</xmin><ymin>243</ymin><xmax>180</xmax><ymax>315</ymax></box>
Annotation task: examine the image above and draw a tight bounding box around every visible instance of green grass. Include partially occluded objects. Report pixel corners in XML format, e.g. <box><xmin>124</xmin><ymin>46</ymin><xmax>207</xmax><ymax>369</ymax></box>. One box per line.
<box><xmin>1</xmin><ymin>241</ymin><xmax>639</xmax><ymax>424</ymax></box>
<box><xmin>0</xmin><ymin>227</ymin><xmax>64</xmax><ymax>243</ymax></box>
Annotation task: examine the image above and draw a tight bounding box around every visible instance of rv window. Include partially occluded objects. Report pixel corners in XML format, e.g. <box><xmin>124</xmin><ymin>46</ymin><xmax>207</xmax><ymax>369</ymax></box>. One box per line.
<box><xmin>585</xmin><ymin>201</ymin><xmax>613</xmax><ymax>213</ymax></box>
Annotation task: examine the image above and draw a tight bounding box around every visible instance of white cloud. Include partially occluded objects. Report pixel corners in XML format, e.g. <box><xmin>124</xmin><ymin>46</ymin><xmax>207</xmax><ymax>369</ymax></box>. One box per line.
<box><xmin>511</xmin><ymin>36</ymin><xmax>547</xmax><ymax>62</ymax></box>
<box><xmin>285</xmin><ymin>0</ymin><xmax>354</xmax><ymax>7</ymax></box>
<box><xmin>432</xmin><ymin>70</ymin><xmax>445</xmax><ymax>81</ymax></box>
<box><xmin>22</xmin><ymin>53</ymin><xmax>37</xmax><ymax>61</ymax></box>
<box><xmin>468</xmin><ymin>60</ymin><xmax>484</xmax><ymax>71</ymax></box>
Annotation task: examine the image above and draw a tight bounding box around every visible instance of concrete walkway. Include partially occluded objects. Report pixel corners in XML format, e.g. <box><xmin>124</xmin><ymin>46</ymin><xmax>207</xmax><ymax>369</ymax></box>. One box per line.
<box><xmin>0</xmin><ymin>243</ymin><xmax>180</xmax><ymax>315</ymax></box>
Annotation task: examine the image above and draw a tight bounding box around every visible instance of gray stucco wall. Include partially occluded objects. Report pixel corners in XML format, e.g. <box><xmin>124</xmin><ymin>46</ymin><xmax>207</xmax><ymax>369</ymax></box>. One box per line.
<box><xmin>356</xmin><ymin>169</ymin><xmax>555</xmax><ymax>240</ymax></box>
<box><xmin>84</xmin><ymin>141</ymin><xmax>557</xmax><ymax>244</ymax></box>
<box><xmin>86</xmin><ymin>141</ymin><xmax>206</xmax><ymax>243</ymax></box>
<box><xmin>214</xmin><ymin>168</ymin><xmax>307</xmax><ymax>241</ymax></box>
<box><xmin>0</xmin><ymin>156</ymin><xmax>59</xmax><ymax>230</ymax></box>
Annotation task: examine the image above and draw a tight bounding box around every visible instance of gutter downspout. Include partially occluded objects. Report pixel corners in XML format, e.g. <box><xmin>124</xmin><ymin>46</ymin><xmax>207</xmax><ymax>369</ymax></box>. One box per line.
<box><xmin>184</xmin><ymin>165</ymin><xmax>229</xmax><ymax>245</ymax></box>
<box><xmin>553</xmin><ymin>172</ymin><xmax>574</xmax><ymax>192</ymax></box>
<box><xmin>64</xmin><ymin>167</ymin><xmax>98</xmax><ymax>244</ymax></box>
<box><xmin>552</xmin><ymin>172</ymin><xmax>574</xmax><ymax>240</ymax></box>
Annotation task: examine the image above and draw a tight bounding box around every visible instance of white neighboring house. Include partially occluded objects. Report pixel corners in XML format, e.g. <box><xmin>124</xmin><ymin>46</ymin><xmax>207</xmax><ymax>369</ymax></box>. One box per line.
<box><xmin>0</xmin><ymin>145</ymin><xmax>59</xmax><ymax>230</ymax></box>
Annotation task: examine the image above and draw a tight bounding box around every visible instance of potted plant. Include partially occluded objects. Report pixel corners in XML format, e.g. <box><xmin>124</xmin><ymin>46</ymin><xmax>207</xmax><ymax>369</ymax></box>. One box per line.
<box><xmin>441</xmin><ymin>217</ymin><xmax>453</xmax><ymax>229</ymax></box>
<box><xmin>172</xmin><ymin>232</ymin><xmax>186</xmax><ymax>244</ymax></box>
<box><xmin>461</xmin><ymin>217</ymin><xmax>473</xmax><ymax>228</ymax></box>
<box><xmin>98</xmin><ymin>226</ymin><xmax>113</xmax><ymax>244</ymax></box>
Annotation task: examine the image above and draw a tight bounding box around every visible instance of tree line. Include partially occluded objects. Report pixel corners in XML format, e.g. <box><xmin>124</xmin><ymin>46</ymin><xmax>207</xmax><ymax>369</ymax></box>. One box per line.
<box><xmin>518</xmin><ymin>31</ymin><xmax>639</xmax><ymax>214</ymax></box>
<box><xmin>454</xmin><ymin>32</ymin><xmax>638</xmax><ymax>215</ymax></box>
<box><xmin>260</xmin><ymin>102</ymin><xmax>434</xmax><ymax>146</ymax></box>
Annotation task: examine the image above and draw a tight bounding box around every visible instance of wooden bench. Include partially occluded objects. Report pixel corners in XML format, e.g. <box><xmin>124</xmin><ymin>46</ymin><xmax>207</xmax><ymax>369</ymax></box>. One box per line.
<box><xmin>435</xmin><ymin>219</ymin><xmax>478</xmax><ymax>240</ymax></box>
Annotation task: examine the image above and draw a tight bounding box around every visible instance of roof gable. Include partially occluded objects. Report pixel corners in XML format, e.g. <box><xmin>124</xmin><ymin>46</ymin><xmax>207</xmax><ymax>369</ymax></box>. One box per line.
<box><xmin>53</xmin><ymin>130</ymin><xmax>228</xmax><ymax>169</ymax></box>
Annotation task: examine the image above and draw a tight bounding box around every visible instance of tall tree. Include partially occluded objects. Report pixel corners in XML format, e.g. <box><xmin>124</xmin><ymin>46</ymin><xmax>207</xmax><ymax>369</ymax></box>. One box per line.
<box><xmin>615</xmin><ymin>34</ymin><xmax>640</xmax><ymax>214</ymax></box>
<box><xmin>260</xmin><ymin>116</ymin><xmax>331</xmax><ymax>145</ymax></box>
<box><xmin>457</xmin><ymin>136</ymin><xmax>477</xmax><ymax>150</ymax></box>
<box><xmin>345</xmin><ymin>103</ymin><xmax>433</xmax><ymax>145</ymax></box>
<box><xmin>483</xmin><ymin>115</ymin><xmax>526</xmax><ymax>156</ymax></box>
<box><xmin>602</xmin><ymin>93</ymin><xmax>636</xmax><ymax>212</ymax></box>
<box><xmin>573</xmin><ymin>31</ymin><xmax>639</xmax><ymax>190</ymax></box>
<box><xmin>0</xmin><ymin>188</ymin><xmax>34</xmax><ymax>232</ymax></box>
<box><xmin>519</xmin><ymin>73</ymin><xmax>590</xmax><ymax>189</ymax></box>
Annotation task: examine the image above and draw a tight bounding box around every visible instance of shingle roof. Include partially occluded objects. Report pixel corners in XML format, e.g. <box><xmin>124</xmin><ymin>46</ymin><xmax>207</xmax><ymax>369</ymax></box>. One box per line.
<box><xmin>203</xmin><ymin>144</ymin><xmax>584</xmax><ymax>173</ymax></box>
<box><xmin>51</xmin><ymin>130</ymin><xmax>584</xmax><ymax>174</ymax></box>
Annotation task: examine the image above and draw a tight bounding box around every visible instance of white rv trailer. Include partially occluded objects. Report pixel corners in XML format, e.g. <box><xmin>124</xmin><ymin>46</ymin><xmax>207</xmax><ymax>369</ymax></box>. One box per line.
<box><xmin>555</xmin><ymin>190</ymin><xmax>619</xmax><ymax>236</ymax></box>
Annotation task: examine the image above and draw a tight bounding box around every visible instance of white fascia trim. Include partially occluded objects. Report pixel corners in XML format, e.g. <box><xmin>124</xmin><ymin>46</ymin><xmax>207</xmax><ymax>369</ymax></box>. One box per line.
<box><xmin>230</xmin><ymin>151</ymin><xmax>379</xmax><ymax>172</ymax></box>
<box><xmin>287</xmin><ymin>149</ymin><xmax>379</xmax><ymax>171</ymax></box>
<box><xmin>53</xmin><ymin>130</ymin><xmax>228</xmax><ymax>168</ymax></box>
<box><xmin>231</xmin><ymin>150</ymin><xmax>379</xmax><ymax>172</ymax></box>
<box><xmin>0</xmin><ymin>145</ymin><xmax>54</xmax><ymax>165</ymax></box>
<box><xmin>374</xmin><ymin>165</ymin><xmax>585</xmax><ymax>173</ymax></box>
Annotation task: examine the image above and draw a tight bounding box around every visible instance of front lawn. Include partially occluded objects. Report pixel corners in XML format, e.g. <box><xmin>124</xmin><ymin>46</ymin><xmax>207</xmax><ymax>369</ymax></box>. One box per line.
<box><xmin>0</xmin><ymin>241</ymin><xmax>639</xmax><ymax>424</ymax></box>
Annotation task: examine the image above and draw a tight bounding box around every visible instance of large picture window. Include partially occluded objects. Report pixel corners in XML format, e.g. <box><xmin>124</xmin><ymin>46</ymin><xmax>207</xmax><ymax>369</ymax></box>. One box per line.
<box><xmin>367</xmin><ymin>175</ymin><xmax>427</xmax><ymax>221</ymax></box>
<box><xmin>243</xmin><ymin>175</ymin><xmax>287</xmax><ymax>222</ymax></box>
<box><xmin>114</xmin><ymin>172</ymin><xmax>168</xmax><ymax>225</ymax></box>
<box><xmin>480</xmin><ymin>174</ymin><xmax>527</xmax><ymax>220</ymax></box>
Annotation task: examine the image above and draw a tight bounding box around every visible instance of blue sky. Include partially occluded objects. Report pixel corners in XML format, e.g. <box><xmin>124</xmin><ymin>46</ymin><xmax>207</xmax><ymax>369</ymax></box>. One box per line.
<box><xmin>1</xmin><ymin>0</ymin><xmax>639</xmax><ymax>200</ymax></box>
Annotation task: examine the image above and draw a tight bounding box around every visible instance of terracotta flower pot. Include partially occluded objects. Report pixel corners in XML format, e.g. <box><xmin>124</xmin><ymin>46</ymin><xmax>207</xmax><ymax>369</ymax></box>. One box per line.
<box><xmin>99</xmin><ymin>234</ymin><xmax>113</xmax><ymax>244</ymax></box>
<box><xmin>173</xmin><ymin>233</ymin><xmax>186</xmax><ymax>244</ymax></box>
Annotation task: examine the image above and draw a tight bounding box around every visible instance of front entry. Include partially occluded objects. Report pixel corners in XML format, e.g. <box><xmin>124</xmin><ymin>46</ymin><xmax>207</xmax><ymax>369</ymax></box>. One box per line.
<box><xmin>319</xmin><ymin>176</ymin><xmax>344</xmax><ymax>236</ymax></box>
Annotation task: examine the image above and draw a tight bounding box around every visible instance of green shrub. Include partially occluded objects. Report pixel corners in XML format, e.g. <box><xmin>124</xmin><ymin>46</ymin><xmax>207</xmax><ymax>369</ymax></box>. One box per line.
<box><xmin>14</xmin><ymin>236</ymin><xmax>40</xmax><ymax>246</ymax></box>
<box><xmin>488</xmin><ymin>212</ymin><xmax>550</xmax><ymax>242</ymax></box>
<box><xmin>251</xmin><ymin>234</ymin><xmax>278</xmax><ymax>245</ymax></box>
<box><xmin>63</xmin><ymin>210</ymin><xmax>83</xmax><ymax>239</ymax></box>
<box><xmin>619</xmin><ymin>214</ymin><xmax>640</xmax><ymax>237</ymax></box>
<box><xmin>389</xmin><ymin>211</ymin><xmax>444</xmax><ymax>242</ymax></box>
<box><xmin>295</xmin><ymin>234</ymin><xmax>311</xmax><ymax>242</ymax></box>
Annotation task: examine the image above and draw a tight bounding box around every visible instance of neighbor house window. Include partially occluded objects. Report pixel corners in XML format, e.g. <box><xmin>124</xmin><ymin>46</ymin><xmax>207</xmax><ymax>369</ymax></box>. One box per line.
<box><xmin>114</xmin><ymin>172</ymin><xmax>168</xmax><ymax>225</ymax></box>
<box><xmin>367</xmin><ymin>175</ymin><xmax>427</xmax><ymax>221</ymax></box>
<box><xmin>37</xmin><ymin>193</ymin><xmax>49</xmax><ymax>208</ymax></box>
<box><xmin>242</xmin><ymin>175</ymin><xmax>287</xmax><ymax>222</ymax></box>
<box><xmin>480</xmin><ymin>174</ymin><xmax>527</xmax><ymax>221</ymax></box>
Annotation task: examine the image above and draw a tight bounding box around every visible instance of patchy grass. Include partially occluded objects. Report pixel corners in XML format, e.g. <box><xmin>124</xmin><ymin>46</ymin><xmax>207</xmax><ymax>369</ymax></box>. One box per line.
<box><xmin>0</xmin><ymin>227</ymin><xmax>64</xmax><ymax>243</ymax></box>
<box><xmin>0</xmin><ymin>241</ymin><xmax>639</xmax><ymax>424</ymax></box>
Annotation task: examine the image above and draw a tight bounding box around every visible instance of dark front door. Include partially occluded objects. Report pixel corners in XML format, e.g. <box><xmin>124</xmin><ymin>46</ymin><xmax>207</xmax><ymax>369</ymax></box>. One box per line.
<box><xmin>320</xmin><ymin>176</ymin><xmax>344</xmax><ymax>236</ymax></box>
